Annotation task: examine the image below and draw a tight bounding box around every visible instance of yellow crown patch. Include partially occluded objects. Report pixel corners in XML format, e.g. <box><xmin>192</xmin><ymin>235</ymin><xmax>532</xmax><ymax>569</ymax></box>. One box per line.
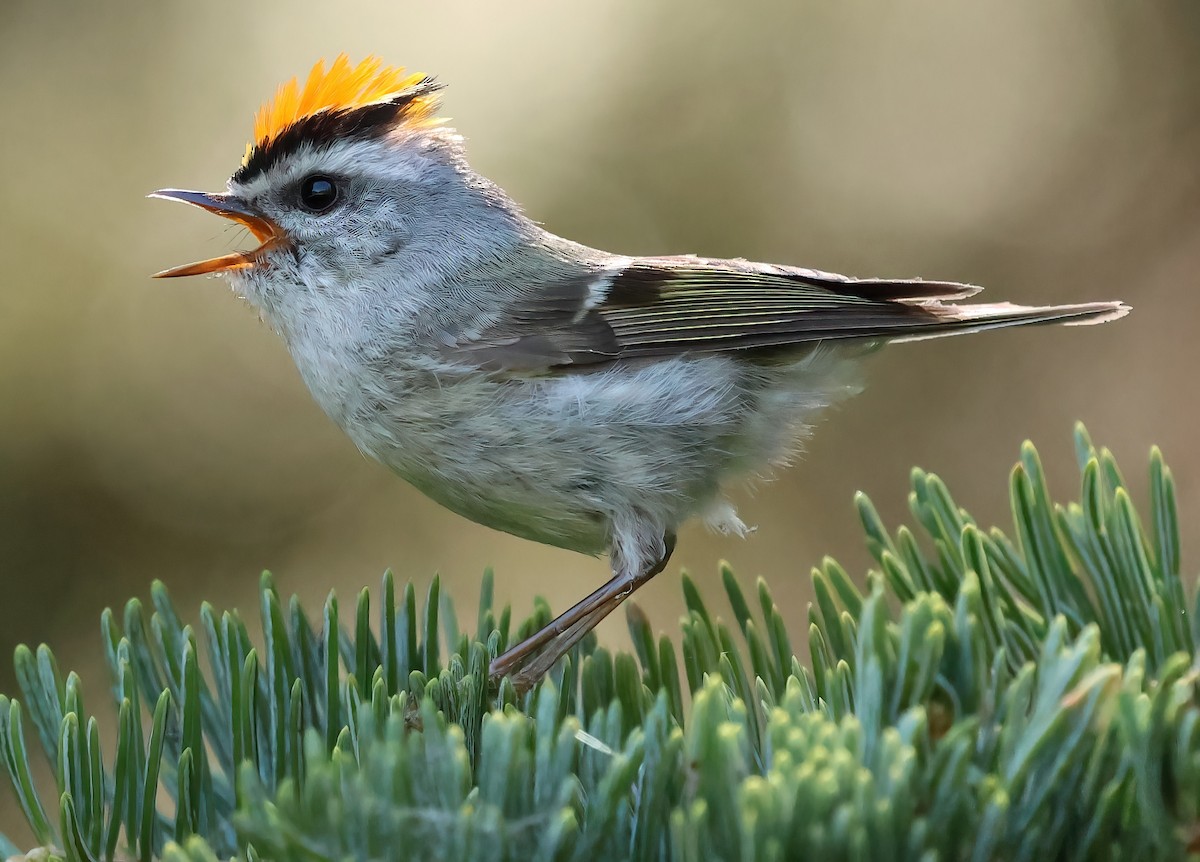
<box><xmin>244</xmin><ymin>55</ymin><xmax>438</xmax><ymax>164</ymax></box>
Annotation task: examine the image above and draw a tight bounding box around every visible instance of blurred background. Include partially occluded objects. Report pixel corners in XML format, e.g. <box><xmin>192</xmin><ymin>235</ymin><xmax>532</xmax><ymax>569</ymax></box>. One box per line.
<box><xmin>2</xmin><ymin>0</ymin><xmax>1198</xmax><ymax>836</ymax></box>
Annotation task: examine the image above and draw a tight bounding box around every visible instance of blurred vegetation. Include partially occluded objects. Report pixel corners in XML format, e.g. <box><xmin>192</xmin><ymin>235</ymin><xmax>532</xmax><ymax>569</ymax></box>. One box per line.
<box><xmin>2</xmin><ymin>0</ymin><xmax>1197</xmax><ymax>841</ymax></box>
<box><xmin>2</xmin><ymin>427</ymin><xmax>1197</xmax><ymax>859</ymax></box>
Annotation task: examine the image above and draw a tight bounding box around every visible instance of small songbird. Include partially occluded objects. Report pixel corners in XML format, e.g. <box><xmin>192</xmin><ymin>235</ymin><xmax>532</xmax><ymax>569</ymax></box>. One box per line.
<box><xmin>152</xmin><ymin>56</ymin><xmax>1128</xmax><ymax>688</ymax></box>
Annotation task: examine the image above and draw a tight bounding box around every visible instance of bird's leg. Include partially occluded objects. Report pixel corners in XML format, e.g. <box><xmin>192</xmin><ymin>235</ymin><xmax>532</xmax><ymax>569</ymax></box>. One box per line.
<box><xmin>490</xmin><ymin>533</ymin><xmax>676</xmax><ymax>689</ymax></box>
<box><xmin>505</xmin><ymin>600</ymin><xmax>617</xmax><ymax>692</ymax></box>
<box><xmin>488</xmin><ymin>578</ymin><xmax>624</xmax><ymax>678</ymax></box>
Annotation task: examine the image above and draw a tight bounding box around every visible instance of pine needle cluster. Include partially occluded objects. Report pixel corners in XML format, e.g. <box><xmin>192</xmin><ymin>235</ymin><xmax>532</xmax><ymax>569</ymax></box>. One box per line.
<box><xmin>2</xmin><ymin>425</ymin><xmax>1196</xmax><ymax>861</ymax></box>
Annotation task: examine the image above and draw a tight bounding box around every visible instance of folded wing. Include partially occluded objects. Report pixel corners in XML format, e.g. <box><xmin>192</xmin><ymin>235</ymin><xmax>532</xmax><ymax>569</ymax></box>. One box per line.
<box><xmin>447</xmin><ymin>255</ymin><xmax>1129</xmax><ymax>372</ymax></box>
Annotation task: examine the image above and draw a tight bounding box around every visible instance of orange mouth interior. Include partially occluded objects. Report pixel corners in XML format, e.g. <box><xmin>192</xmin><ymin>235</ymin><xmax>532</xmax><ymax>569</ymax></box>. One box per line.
<box><xmin>150</xmin><ymin>189</ymin><xmax>285</xmax><ymax>278</ymax></box>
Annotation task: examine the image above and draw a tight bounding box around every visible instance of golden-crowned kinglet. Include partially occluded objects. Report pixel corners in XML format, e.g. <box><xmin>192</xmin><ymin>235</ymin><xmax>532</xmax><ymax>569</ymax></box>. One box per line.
<box><xmin>152</xmin><ymin>56</ymin><xmax>1129</xmax><ymax>689</ymax></box>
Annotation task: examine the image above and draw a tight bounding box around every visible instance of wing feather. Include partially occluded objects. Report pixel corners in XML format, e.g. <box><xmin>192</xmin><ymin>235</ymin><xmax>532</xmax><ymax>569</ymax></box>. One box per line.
<box><xmin>444</xmin><ymin>256</ymin><xmax>1127</xmax><ymax>372</ymax></box>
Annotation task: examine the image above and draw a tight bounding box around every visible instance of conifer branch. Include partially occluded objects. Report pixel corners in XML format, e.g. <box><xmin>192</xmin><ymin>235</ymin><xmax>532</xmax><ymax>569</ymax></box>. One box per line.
<box><xmin>2</xmin><ymin>424</ymin><xmax>1196</xmax><ymax>860</ymax></box>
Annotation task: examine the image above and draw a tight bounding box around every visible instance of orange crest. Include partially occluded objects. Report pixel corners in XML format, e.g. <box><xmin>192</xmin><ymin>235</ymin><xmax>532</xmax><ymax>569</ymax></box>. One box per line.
<box><xmin>244</xmin><ymin>55</ymin><xmax>438</xmax><ymax>164</ymax></box>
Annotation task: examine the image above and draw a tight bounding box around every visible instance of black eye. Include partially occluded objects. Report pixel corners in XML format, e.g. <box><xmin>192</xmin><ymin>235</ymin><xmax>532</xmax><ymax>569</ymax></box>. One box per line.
<box><xmin>298</xmin><ymin>175</ymin><xmax>339</xmax><ymax>212</ymax></box>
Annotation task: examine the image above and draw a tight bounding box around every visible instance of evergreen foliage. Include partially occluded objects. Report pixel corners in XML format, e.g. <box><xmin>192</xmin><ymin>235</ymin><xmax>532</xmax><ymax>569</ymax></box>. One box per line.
<box><xmin>2</xmin><ymin>424</ymin><xmax>1197</xmax><ymax>861</ymax></box>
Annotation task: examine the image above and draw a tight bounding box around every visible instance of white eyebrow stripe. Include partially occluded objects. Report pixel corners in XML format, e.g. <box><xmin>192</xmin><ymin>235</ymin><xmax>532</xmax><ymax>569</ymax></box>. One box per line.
<box><xmin>228</xmin><ymin>135</ymin><xmax>446</xmax><ymax>200</ymax></box>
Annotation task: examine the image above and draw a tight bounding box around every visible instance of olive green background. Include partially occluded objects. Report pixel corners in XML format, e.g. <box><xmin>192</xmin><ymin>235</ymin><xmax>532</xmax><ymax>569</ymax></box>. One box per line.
<box><xmin>2</xmin><ymin>0</ymin><xmax>1197</xmax><ymax>838</ymax></box>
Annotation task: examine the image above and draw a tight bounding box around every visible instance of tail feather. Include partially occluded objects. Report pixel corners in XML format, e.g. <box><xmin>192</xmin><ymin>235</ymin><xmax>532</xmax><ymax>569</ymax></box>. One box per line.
<box><xmin>887</xmin><ymin>300</ymin><xmax>1131</xmax><ymax>344</ymax></box>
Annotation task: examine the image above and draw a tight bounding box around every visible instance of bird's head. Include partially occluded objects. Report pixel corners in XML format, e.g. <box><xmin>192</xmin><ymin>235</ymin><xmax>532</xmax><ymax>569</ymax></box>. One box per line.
<box><xmin>151</xmin><ymin>55</ymin><xmax>520</xmax><ymax>321</ymax></box>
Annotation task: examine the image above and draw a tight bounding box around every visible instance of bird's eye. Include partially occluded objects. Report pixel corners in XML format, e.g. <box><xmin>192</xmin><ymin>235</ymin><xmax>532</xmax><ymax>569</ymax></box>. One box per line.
<box><xmin>298</xmin><ymin>175</ymin><xmax>339</xmax><ymax>213</ymax></box>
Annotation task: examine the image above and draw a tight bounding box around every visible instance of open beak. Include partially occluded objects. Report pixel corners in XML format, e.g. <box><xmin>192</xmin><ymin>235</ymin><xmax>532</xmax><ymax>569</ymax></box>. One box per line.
<box><xmin>149</xmin><ymin>189</ymin><xmax>285</xmax><ymax>278</ymax></box>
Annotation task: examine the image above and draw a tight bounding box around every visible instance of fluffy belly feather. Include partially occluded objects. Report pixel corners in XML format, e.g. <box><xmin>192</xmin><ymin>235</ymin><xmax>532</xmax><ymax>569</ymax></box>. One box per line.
<box><xmin>311</xmin><ymin>349</ymin><xmax>860</xmax><ymax>555</ymax></box>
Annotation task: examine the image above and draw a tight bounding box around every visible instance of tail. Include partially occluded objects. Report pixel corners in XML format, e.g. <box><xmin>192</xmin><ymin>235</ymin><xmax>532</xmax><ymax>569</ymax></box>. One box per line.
<box><xmin>885</xmin><ymin>299</ymin><xmax>1131</xmax><ymax>344</ymax></box>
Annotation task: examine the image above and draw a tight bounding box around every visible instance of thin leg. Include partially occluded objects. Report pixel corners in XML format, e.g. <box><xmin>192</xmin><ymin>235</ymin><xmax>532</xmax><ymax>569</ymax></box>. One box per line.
<box><xmin>490</xmin><ymin>533</ymin><xmax>677</xmax><ymax>688</ymax></box>
<box><xmin>488</xmin><ymin>577</ymin><xmax>626</xmax><ymax>678</ymax></box>
<box><xmin>507</xmin><ymin>590</ymin><xmax>629</xmax><ymax>691</ymax></box>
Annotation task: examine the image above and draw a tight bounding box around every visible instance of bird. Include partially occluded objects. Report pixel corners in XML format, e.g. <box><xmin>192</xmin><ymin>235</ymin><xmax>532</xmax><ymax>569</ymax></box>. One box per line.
<box><xmin>151</xmin><ymin>55</ymin><xmax>1129</xmax><ymax>689</ymax></box>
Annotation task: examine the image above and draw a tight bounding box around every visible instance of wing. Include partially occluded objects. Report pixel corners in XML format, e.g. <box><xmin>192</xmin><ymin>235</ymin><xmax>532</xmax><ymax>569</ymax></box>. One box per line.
<box><xmin>445</xmin><ymin>255</ymin><xmax>1127</xmax><ymax>372</ymax></box>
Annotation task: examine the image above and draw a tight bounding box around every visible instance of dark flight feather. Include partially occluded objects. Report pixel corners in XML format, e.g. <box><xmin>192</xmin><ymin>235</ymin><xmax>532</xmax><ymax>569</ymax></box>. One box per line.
<box><xmin>449</xmin><ymin>256</ymin><xmax>1129</xmax><ymax>372</ymax></box>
